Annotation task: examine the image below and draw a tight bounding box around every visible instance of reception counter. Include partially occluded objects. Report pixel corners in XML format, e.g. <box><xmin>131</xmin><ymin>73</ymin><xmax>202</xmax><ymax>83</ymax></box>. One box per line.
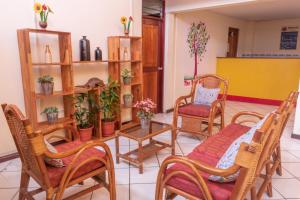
<box><xmin>216</xmin><ymin>58</ymin><xmax>300</xmax><ymax>105</ymax></box>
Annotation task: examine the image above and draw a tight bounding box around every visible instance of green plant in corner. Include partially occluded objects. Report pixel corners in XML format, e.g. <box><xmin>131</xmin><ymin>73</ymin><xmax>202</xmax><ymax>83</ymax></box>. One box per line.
<box><xmin>121</xmin><ymin>69</ymin><xmax>133</xmax><ymax>78</ymax></box>
<box><xmin>74</xmin><ymin>93</ymin><xmax>100</xmax><ymax>129</ymax></box>
<box><xmin>99</xmin><ymin>77</ymin><xmax>120</xmax><ymax>122</ymax></box>
<box><xmin>38</xmin><ymin>75</ymin><xmax>53</xmax><ymax>83</ymax></box>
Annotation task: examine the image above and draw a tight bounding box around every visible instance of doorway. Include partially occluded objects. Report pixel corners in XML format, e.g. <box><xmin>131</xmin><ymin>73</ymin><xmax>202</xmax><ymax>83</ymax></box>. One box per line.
<box><xmin>142</xmin><ymin>0</ymin><xmax>164</xmax><ymax>113</ymax></box>
<box><xmin>227</xmin><ymin>27</ymin><xmax>239</xmax><ymax>57</ymax></box>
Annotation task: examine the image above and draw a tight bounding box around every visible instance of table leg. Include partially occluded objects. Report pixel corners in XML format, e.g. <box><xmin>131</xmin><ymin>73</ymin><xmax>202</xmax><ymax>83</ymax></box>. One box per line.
<box><xmin>138</xmin><ymin>141</ymin><xmax>143</xmax><ymax>174</ymax></box>
<box><xmin>171</xmin><ymin>128</ymin><xmax>176</xmax><ymax>155</ymax></box>
<box><xmin>115</xmin><ymin>135</ymin><xmax>120</xmax><ymax>164</ymax></box>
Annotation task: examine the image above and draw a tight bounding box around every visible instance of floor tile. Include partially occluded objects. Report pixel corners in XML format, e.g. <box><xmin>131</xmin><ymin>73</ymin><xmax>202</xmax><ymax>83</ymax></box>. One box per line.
<box><xmin>130</xmin><ymin>183</ymin><xmax>156</xmax><ymax>200</ymax></box>
<box><xmin>0</xmin><ymin>188</ymin><xmax>18</xmax><ymax>199</ymax></box>
<box><xmin>282</xmin><ymin>163</ymin><xmax>300</xmax><ymax>177</ymax></box>
<box><xmin>130</xmin><ymin>167</ymin><xmax>159</xmax><ymax>184</ymax></box>
<box><xmin>272</xmin><ymin>178</ymin><xmax>300</xmax><ymax>198</ymax></box>
<box><xmin>91</xmin><ymin>185</ymin><xmax>130</xmax><ymax>200</ymax></box>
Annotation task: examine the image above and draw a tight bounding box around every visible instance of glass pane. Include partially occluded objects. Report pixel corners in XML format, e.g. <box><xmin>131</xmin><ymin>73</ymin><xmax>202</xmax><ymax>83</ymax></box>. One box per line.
<box><xmin>142</xmin><ymin>0</ymin><xmax>163</xmax><ymax>18</ymax></box>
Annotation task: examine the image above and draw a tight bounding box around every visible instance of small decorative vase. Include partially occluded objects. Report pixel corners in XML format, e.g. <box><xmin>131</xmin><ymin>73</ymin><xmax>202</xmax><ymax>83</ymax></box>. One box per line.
<box><xmin>39</xmin><ymin>21</ymin><xmax>48</xmax><ymax>29</ymax></box>
<box><xmin>140</xmin><ymin>118</ymin><xmax>150</xmax><ymax>129</ymax></box>
<box><xmin>80</xmin><ymin>36</ymin><xmax>91</xmax><ymax>61</ymax></box>
<box><xmin>124</xmin><ymin>29</ymin><xmax>129</xmax><ymax>36</ymax></box>
<box><xmin>95</xmin><ymin>47</ymin><xmax>102</xmax><ymax>61</ymax></box>
<box><xmin>41</xmin><ymin>82</ymin><xmax>54</xmax><ymax>95</ymax></box>
<box><xmin>123</xmin><ymin>94</ymin><xmax>133</xmax><ymax>107</ymax></box>
<box><xmin>123</xmin><ymin>77</ymin><xmax>132</xmax><ymax>85</ymax></box>
<box><xmin>46</xmin><ymin>112</ymin><xmax>58</xmax><ymax>123</ymax></box>
<box><xmin>79</xmin><ymin>126</ymin><xmax>94</xmax><ymax>142</ymax></box>
<box><xmin>45</xmin><ymin>45</ymin><xmax>52</xmax><ymax>63</ymax></box>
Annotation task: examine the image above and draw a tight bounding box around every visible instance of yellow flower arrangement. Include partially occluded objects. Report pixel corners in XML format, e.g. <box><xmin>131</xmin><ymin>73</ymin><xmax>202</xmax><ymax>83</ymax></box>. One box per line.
<box><xmin>34</xmin><ymin>2</ymin><xmax>42</xmax><ymax>13</ymax></box>
<box><xmin>120</xmin><ymin>16</ymin><xmax>133</xmax><ymax>35</ymax></box>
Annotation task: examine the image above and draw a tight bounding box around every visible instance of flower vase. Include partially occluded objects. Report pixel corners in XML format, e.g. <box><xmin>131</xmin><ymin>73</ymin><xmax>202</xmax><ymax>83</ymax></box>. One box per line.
<box><xmin>140</xmin><ymin>118</ymin><xmax>150</xmax><ymax>129</ymax></box>
<box><xmin>124</xmin><ymin>29</ymin><xmax>129</xmax><ymax>36</ymax></box>
<box><xmin>39</xmin><ymin>21</ymin><xmax>48</xmax><ymax>29</ymax></box>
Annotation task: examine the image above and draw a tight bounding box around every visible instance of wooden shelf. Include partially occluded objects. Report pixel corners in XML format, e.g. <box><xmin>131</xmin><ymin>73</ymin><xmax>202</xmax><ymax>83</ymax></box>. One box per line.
<box><xmin>108</xmin><ymin>36</ymin><xmax>141</xmax><ymax>40</ymax></box>
<box><xmin>35</xmin><ymin>91</ymin><xmax>74</xmax><ymax>99</ymax></box>
<box><xmin>32</xmin><ymin>62</ymin><xmax>70</xmax><ymax>66</ymax></box>
<box><xmin>20</xmin><ymin>28</ymin><xmax>70</xmax><ymax>35</ymax></box>
<box><xmin>38</xmin><ymin>117</ymin><xmax>74</xmax><ymax>131</ymax></box>
<box><xmin>73</xmin><ymin>60</ymin><xmax>110</xmax><ymax>64</ymax></box>
<box><xmin>122</xmin><ymin>82</ymin><xmax>142</xmax><ymax>87</ymax></box>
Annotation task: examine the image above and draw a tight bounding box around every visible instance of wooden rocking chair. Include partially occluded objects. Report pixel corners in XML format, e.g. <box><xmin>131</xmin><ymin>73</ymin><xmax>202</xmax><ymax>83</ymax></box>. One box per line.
<box><xmin>173</xmin><ymin>74</ymin><xmax>228</xmax><ymax>138</ymax></box>
<box><xmin>2</xmin><ymin>104</ymin><xmax>116</xmax><ymax>200</ymax></box>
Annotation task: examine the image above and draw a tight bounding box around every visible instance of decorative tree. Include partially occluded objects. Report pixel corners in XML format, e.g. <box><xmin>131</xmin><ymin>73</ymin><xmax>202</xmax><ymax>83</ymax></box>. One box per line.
<box><xmin>187</xmin><ymin>22</ymin><xmax>210</xmax><ymax>77</ymax></box>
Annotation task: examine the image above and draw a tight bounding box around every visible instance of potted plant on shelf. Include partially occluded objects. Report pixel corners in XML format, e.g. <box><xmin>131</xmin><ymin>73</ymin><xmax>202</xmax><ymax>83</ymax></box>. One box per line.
<box><xmin>134</xmin><ymin>98</ymin><xmax>156</xmax><ymax>129</ymax></box>
<box><xmin>38</xmin><ymin>75</ymin><xmax>54</xmax><ymax>95</ymax></box>
<box><xmin>41</xmin><ymin>107</ymin><xmax>58</xmax><ymax>123</ymax></box>
<box><xmin>121</xmin><ymin>69</ymin><xmax>134</xmax><ymax>85</ymax></box>
<box><xmin>33</xmin><ymin>2</ymin><xmax>54</xmax><ymax>29</ymax></box>
<box><xmin>123</xmin><ymin>93</ymin><xmax>133</xmax><ymax>107</ymax></box>
<box><xmin>74</xmin><ymin>93</ymin><xmax>99</xmax><ymax>142</ymax></box>
<box><xmin>99</xmin><ymin>77</ymin><xmax>120</xmax><ymax>137</ymax></box>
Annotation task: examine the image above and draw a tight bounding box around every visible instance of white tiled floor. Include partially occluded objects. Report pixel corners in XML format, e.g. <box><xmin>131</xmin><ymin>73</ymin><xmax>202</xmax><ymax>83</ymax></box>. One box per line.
<box><xmin>1</xmin><ymin>101</ymin><xmax>300</xmax><ymax>200</ymax></box>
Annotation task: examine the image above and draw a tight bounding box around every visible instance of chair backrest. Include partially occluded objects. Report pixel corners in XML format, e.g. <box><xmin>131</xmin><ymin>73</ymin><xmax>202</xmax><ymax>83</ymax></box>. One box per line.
<box><xmin>191</xmin><ymin>74</ymin><xmax>228</xmax><ymax>102</ymax></box>
<box><xmin>230</xmin><ymin>112</ymin><xmax>278</xmax><ymax>200</ymax></box>
<box><xmin>1</xmin><ymin>104</ymin><xmax>43</xmax><ymax>180</ymax></box>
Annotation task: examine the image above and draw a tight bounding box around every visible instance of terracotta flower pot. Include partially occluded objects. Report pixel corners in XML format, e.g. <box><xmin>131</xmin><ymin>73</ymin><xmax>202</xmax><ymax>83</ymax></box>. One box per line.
<box><xmin>123</xmin><ymin>77</ymin><xmax>132</xmax><ymax>85</ymax></box>
<box><xmin>46</xmin><ymin>112</ymin><xmax>58</xmax><ymax>124</ymax></box>
<box><xmin>39</xmin><ymin>21</ymin><xmax>48</xmax><ymax>29</ymax></box>
<box><xmin>79</xmin><ymin>126</ymin><xmax>94</xmax><ymax>142</ymax></box>
<box><xmin>102</xmin><ymin>120</ymin><xmax>115</xmax><ymax>137</ymax></box>
<box><xmin>41</xmin><ymin>82</ymin><xmax>54</xmax><ymax>95</ymax></box>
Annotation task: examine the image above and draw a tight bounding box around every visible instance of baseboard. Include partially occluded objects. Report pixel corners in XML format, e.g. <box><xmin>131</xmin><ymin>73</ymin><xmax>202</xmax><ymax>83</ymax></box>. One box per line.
<box><xmin>291</xmin><ymin>133</ymin><xmax>300</xmax><ymax>140</ymax></box>
<box><xmin>165</xmin><ymin>108</ymin><xmax>174</xmax><ymax>113</ymax></box>
<box><xmin>227</xmin><ymin>95</ymin><xmax>282</xmax><ymax>106</ymax></box>
<box><xmin>0</xmin><ymin>152</ymin><xmax>19</xmax><ymax>163</ymax></box>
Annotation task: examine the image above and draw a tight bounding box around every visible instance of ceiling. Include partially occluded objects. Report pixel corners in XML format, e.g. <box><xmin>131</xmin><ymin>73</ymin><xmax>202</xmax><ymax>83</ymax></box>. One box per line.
<box><xmin>208</xmin><ymin>0</ymin><xmax>300</xmax><ymax>21</ymax></box>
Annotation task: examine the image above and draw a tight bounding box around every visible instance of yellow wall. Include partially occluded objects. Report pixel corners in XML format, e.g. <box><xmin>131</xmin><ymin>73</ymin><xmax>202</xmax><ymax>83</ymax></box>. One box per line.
<box><xmin>217</xmin><ymin>58</ymin><xmax>300</xmax><ymax>100</ymax></box>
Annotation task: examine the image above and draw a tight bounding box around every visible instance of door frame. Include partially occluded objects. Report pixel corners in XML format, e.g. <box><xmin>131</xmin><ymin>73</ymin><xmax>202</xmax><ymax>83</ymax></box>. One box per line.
<box><xmin>142</xmin><ymin>0</ymin><xmax>165</xmax><ymax>113</ymax></box>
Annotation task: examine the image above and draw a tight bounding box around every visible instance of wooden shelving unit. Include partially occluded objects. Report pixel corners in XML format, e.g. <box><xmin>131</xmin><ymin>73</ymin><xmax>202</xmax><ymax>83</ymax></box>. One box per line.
<box><xmin>17</xmin><ymin>29</ymin><xmax>75</xmax><ymax>135</ymax></box>
<box><xmin>108</xmin><ymin>36</ymin><xmax>143</xmax><ymax>130</ymax></box>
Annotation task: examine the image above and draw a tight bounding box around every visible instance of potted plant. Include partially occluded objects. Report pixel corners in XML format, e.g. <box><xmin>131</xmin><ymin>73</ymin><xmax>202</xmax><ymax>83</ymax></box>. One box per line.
<box><xmin>38</xmin><ymin>75</ymin><xmax>54</xmax><ymax>95</ymax></box>
<box><xmin>121</xmin><ymin>69</ymin><xmax>134</xmax><ymax>85</ymax></box>
<box><xmin>33</xmin><ymin>2</ymin><xmax>53</xmax><ymax>29</ymax></box>
<box><xmin>134</xmin><ymin>99</ymin><xmax>156</xmax><ymax>129</ymax></box>
<box><xmin>123</xmin><ymin>93</ymin><xmax>133</xmax><ymax>107</ymax></box>
<box><xmin>41</xmin><ymin>107</ymin><xmax>58</xmax><ymax>123</ymax></box>
<box><xmin>99</xmin><ymin>77</ymin><xmax>120</xmax><ymax>137</ymax></box>
<box><xmin>74</xmin><ymin>93</ymin><xmax>99</xmax><ymax>142</ymax></box>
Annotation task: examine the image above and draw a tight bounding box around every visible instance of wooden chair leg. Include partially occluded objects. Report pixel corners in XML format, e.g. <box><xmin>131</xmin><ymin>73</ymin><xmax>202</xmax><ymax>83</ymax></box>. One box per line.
<box><xmin>207</xmin><ymin>121</ymin><xmax>213</xmax><ymax>137</ymax></box>
<box><xmin>275</xmin><ymin>145</ymin><xmax>283</xmax><ymax>176</ymax></box>
<box><xmin>251</xmin><ymin>187</ymin><xmax>257</xmax><ymax>200</ymax></box>
<box><xmin>46</xmin><ymin>189</ymin><xmax>54</xmax><ymax>200</ymax></box>
<box><xmin>172</xmin><ymin>111</ymin><xmax>178</xmax><ymax>140</ymax></box>
<box><xmin>267</xmin><ymin>182</ymin><xmax>273</xmax><ymax>197</ymax></box>
<box><xmin>19</xmin><ymin>169</ymin><xmax>30</xmax><ymax>200</ymax></box>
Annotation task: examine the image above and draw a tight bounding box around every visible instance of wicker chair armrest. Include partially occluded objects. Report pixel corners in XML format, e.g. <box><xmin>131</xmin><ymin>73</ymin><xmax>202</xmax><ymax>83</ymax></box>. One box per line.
<box><xmin>44</xmin><ymin>139</ymin><xmax>110</xmax><ymax>159</ymax></box>
<box><xmin>231</xmin><ymin>111</ymin><xmax>264</xmax><ymax>124</ymax></box>
<box><xmin>209</xmin><ymin>99</ymin><xmax>224</xmax><ymax>115</ymax></box>
<box><xmin>174</xmin><ymin>94</ymin><xmax>193</xmax><ymax>108</ymax></box>
<box><xmin>46</xmin><ymin>135</ymin><xmax>71</xmax><ymax>143</ymax></box>
<box><xmin>42</xmin><ymin>124</ymin><xmax>80</xmax><ymax>140</ymax></box>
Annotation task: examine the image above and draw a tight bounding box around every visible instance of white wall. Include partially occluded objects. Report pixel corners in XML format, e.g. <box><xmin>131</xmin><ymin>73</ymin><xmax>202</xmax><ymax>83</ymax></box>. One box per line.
<box><xmin>163</xmin><ymin>10</ymin><xmax>250</xmax><ymax>111</ymax></box>
<box><xmin>246</xmin><ymin>18</ymin><xmax>300</xmax><ymax>54</ymax></box>
<box><xmin>0</xmin><ymin>0</ymin><xmax>141</xmax><ymax>156</ymax></box>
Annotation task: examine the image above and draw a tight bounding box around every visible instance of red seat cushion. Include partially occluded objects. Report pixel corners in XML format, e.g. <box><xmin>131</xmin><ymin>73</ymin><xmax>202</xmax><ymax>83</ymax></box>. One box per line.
<box><xmin>178</xmin><ymin>104</ymin><xmax>215</xmax><ymax>117</ymax></box>
<box><xmin>46</xmin><ymin>140</ymin><xmax>106</xmax><ymax>187</ymax></box>
<box><xmin>166</xmin><ymin>123</ymin><xmax>250</xmax><ymax>200</ymax></box>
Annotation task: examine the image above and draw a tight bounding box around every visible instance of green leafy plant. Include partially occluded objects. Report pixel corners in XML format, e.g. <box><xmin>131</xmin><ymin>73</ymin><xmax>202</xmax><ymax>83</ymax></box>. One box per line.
<box><xmin>121</xmin><ymin>69</ymin><xmax>133</xmax><ymax>78</ymax></box>
<box><xmin>41</xmin><ymin>106</ymin><xmax>58</xmax><ymax>114</ymax></box>
<box><xmin>99</xmin><ymin>77</ymin><xmax>120</xmax><ymax>122</ymax></box>
<box><xmin>38</xmin><ymin>75</ymin><xmax>54</xmax><ymax>83</ymax></box>
<box><xmin>74</xmin><ymin>93</ymin><xmax>99</xmax><ymax>129</ymax></box>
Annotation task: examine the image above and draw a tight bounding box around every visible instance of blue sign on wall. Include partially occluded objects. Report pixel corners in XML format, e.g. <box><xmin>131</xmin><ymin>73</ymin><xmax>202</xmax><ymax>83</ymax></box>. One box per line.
<box><xmin>280</xmin><ymin>31</ymin><xmax>298</xmax><ymax>50</ymax></box>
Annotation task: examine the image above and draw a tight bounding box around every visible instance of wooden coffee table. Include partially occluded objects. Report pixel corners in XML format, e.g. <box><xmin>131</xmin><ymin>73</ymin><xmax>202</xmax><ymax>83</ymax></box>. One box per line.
<box><xmin>115</xmin><ymin>121</ymin><xmax>175</xmax><ymax>174</ymax></box>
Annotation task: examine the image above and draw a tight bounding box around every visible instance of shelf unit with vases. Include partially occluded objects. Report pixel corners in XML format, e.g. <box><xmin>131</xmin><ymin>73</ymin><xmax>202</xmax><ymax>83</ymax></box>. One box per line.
<box><xmin>17</xmin><ymin>28</ymin><xmax>75</xmax><ymax>138</ymax></box>
<box><xmin>107</xmin><ymin>36</ymin><xmax>143</xmax><ymax>130</ymax></box>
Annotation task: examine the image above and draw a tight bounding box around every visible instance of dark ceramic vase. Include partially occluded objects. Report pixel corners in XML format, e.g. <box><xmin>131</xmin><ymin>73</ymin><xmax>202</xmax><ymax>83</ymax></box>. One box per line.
<box><xmin>95</xmin><ymin>47</ymin><xmax>102</xmax><ymax>61</ymax></box>
<box><xmin>80</xmin><ymin>36</ymin><xmax>91</xmax><ymax>61</ymax></box>
<box><xmin>39</xmin><ymin>21</ymin><xmax>47</xmax><ymax>29</ymax></box>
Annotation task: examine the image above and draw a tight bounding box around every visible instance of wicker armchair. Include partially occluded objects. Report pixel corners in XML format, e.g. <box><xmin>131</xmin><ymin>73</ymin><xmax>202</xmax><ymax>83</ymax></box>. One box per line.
<box><xmin>1</xmin><ymin>104</ymin><xmax>116</xmax><ymax>200</ymax></box>
<box><xmin>156</xmin><ymin>112</ymin><xmax>279</xmax><ymax>200</ymax></box>
<box><xmin>173</xmin><ymin>74</ymin><xmax>228</xmax><ymax>138</ymax></box>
